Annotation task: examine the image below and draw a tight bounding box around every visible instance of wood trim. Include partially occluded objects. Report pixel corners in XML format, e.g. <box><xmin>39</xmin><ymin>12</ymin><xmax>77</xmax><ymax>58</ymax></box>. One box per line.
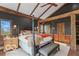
<box><xmin>30</xmin><ymin>3</ymin><xmax>40</xmax><ymax>15</ymax></box>
<box><xmin>70</xmin><ymin>14</ymin><xmax>76</xmax><ymax>50</ymax></box>
<box><xmin>40</xmin><ymin>9</ymin><xmax>79</xmax><ymax>23</ymax></box>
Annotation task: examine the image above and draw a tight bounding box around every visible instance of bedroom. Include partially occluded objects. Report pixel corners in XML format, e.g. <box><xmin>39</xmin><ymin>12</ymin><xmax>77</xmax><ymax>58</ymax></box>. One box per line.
<box><xmin>0</xmin><ymin>3</ymin><xmax>78</xmax><ymax>56</ymax></box>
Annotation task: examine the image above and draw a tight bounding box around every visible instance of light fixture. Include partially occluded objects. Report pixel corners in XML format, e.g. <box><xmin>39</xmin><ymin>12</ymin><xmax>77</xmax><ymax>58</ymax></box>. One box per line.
<box><xmin>13</xmin><ymin>25</ymin><xmax>17</xmax><ymax>29</ymax></box>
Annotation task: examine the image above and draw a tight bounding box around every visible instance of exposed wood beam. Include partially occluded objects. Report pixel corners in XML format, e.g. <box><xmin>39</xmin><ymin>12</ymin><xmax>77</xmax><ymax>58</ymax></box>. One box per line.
<box><xmin>17</xmin><ymin>3</ymin><xmax>21</xmax><ymax>12</ymax></box>
<box><xmin>70</xmin><ymin>14</ymin><xmax>76</xmax><ymax>50</ymax></box>
<box><xmin>39</xmin><ymin>5</ymin><xmax>52</xmax><ymax>18</ymax></box>
<box><xmin>30</xmin><ymin>3</ymin><xmax>40</xmax><ymax>15</ymax></box>
<box><xmin>0</xmin><ymin>6</ymin><xmax>39</xmax><ymax>20</ymax></box>
<box><xmin>40</xmin><ymin>9</ymin><xmax>79</xmax><ymax>23</ymax></box>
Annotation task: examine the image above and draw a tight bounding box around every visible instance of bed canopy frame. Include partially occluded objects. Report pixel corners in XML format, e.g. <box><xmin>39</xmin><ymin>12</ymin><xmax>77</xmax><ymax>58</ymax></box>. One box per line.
<box><xmin>32</xmin><ymin>15</ymin><xmax>36</xmax><ymax>56</ymax></box>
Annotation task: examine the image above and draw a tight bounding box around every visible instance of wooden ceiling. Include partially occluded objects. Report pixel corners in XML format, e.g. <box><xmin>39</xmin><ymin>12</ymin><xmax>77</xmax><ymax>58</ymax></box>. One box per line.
<box><xmin>0</xmin><ymin>3</ymin><xmax>65</xmax><ymax>20</ymax></box>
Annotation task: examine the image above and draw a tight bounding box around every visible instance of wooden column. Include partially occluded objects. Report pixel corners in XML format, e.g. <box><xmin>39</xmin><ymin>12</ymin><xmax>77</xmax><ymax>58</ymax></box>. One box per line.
<box><xmin>42</xmin><ymin>22</ymin><xmax>45</xmax><ymax>33</ymax></box>
<box><xmin>70</xmin><ymin>14</ymin><xmax>76</xmax><ymax>50</ymax></box>
<box><xmin>37</xmin><ymin>20</ymin><xmax>40</xmax><ymax>33</ymax></box>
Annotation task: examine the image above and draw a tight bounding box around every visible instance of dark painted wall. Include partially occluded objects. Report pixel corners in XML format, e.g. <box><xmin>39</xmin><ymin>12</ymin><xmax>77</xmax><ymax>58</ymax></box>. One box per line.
<box><xmin>0</xmin><ymin>12</ymin><xmax>32</xmax><ymax>36</ymax></box>
<box><xmin>49</xmin><ymin>17</ymin><xmax>71</xmax><ymax>35</ymax></box>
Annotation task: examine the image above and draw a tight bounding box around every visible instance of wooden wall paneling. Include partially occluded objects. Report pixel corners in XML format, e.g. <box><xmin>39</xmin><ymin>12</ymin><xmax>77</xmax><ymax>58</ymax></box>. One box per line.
<box><xmin>65</xmin><ymin>35</ymin><xmax>71</xmax><ymax>44</ymax></box>
<box><xmin>54</xmin><ymin>34</ymin><xmax>59</xmax><ymax>41</ymax></box>
<box><xmin>57</xmin><ymin>23</ymin><xmax>65</xmax><ymax>42</ymax></box>
<box><xmin>70</xmin><ymin>14</ymin><xmax>76</xmax><ymax>50</ymax></box>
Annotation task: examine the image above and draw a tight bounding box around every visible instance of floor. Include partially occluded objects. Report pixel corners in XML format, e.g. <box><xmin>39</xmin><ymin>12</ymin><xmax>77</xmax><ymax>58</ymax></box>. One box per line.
<box><xmin>68</xmin><ymin>49</ymin><xmax>77</xmax><ymax>56</ymax></box>
<box><xmin>5</xmin><ymin>42</ymin><xmax>70</xmax><ymax>56</ymax></box>
<box><xmin>68</xmin><ymin>45</ymin><xmax>79</xmax><ymax>56</ymax></box>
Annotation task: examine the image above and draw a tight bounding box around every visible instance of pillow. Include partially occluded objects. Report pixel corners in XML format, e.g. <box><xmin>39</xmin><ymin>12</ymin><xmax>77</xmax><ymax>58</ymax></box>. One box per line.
<box><xmin>39</xmin><ymin>34</ymin><xmax>49</xmax><ymax>37</ymax></box>
<box><xmin>24</xmin><ymin>30</ymin><xmax>31</xmax><ymax>35</ymax></box>
<box><xmin>35</xmin><ymin>35</ymin><xmax>43</xmax><ymax>45</ymax></box>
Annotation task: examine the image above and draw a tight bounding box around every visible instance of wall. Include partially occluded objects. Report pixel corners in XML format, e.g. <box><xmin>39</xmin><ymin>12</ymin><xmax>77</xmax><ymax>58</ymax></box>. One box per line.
<box><xmin>0</xmin><ymin>12</ymin><xmax>32</xmax><ymax>36</ymax></box>
<box><xmin>50</xmin><ymin>17</ymin><xmax>71</xmax><ymax>35</ymax></box>
<box><xmin>46</xmin><ymin>17</ymin><xmax>71</xmax><ymax>44</ymax></box>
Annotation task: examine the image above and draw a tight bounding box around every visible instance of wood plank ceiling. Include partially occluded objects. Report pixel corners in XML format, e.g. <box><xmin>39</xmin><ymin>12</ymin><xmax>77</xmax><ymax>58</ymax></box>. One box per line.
<box><xmin>0</xmin><ymin>3</ymin><xmax>65</xmax><ymax>20</ymax></box>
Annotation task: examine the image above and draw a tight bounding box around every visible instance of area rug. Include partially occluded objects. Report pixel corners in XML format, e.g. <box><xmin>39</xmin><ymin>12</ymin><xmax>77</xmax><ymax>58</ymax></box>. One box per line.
<box><xmin>6</xmin><ymin>42</ymin><xmax>70</xmax><ymax>56</ymax></box>
<box><xmin>53</xmin><ymin>42</ymin><xmax>70</xmax><ymax>56</ymax></box>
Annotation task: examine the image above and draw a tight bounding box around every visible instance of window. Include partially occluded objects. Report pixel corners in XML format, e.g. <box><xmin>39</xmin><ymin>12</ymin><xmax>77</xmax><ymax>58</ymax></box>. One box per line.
<box><xmin>1</xmin><ymin>19</ymin><xmax>11</xmax><ymax>36</ymax></box>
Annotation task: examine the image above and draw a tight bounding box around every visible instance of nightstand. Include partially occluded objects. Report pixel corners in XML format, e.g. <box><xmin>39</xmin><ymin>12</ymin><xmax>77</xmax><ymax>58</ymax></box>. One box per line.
<box><xmin>4</xmin><ymin>37</ymin><xmax>18</xmax><ymax>52</ymax></box>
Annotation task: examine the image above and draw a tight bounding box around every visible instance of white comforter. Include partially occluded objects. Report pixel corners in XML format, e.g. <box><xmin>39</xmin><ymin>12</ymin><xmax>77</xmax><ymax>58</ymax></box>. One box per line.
<box><xmin>19</xmin><ymin>34</ymin><xmax>52</xmax><ymax>55</ymax></box>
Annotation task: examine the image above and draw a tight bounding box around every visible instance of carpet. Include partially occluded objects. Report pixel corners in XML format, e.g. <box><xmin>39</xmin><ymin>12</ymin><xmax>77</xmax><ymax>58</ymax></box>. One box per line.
<box><xmin>53</xmin><ymin>42</ymin><xmax>70</xmax><ymax>56</ymax></box>
<box><xmin>6</xmin><ymin>42</ymin><xmax>70</xmax><ymax>56</ymax></box>
<box><xmin>6</xmin><ymin>48</ymin><xmax>28</xmax><ymax>56</ymax></box>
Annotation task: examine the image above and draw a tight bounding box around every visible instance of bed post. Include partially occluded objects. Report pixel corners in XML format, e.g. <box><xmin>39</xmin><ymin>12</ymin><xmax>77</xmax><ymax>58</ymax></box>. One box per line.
<box><xmin>32</xmin><ymin>15</ymin><xmax>35</xmax><ymax>56</ymax></box>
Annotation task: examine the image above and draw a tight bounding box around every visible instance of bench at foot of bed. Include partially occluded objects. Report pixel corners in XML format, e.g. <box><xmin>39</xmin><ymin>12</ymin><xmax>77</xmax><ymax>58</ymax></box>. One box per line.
<box><xmin>39</xmin><ymin>42</ymin><xmax>60</xmax><ymax>56</ymax></box>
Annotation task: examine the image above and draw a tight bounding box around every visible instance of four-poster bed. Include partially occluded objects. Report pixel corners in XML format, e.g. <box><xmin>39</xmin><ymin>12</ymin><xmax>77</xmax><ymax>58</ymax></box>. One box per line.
<box><xmin>18</xmin><ymin>15</ymin><xmax>53</xmax><ymax>56</ymax></box>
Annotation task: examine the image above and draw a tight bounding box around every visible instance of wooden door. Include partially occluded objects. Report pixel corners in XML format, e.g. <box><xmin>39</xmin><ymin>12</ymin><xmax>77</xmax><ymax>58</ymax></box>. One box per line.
<box><xmin>57</xmin><ymin>23</ymin><xmax>65</xmax><ymax>42</ymax></box>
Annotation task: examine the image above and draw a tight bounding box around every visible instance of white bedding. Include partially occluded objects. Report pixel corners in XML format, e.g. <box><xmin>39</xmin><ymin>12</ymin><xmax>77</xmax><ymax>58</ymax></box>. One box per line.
<box><xmin>19</xmin><ymin>34</ymin><xmax>52</xmax><ymax>55</ymax></box>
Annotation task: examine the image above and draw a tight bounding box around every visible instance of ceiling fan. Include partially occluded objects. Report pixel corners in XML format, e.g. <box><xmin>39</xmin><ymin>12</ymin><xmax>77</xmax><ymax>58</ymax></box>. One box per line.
<box><xmin>41</xmin><ymin>3</ymin><xmax>58</xmax><ymax>7</ymax></box>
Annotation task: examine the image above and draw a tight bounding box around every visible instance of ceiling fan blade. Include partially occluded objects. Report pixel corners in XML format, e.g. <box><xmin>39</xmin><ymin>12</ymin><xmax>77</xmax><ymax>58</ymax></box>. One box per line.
<box><xmin>41</xmin><ymin>3</ymin><xmax>58</xmax><ymax>7</ymax></box>
<box><xmin>51</xmin><ymin>3</ymin><xmax>58</xmax><ymax>7</ymax></box>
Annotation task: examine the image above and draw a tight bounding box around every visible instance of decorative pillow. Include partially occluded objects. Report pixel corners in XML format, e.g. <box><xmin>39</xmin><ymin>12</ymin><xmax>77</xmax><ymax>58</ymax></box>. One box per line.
<box><xmin>39</xmin><ymin>34</ymin><xmax>49</xmax><ymax>38</ymax></box>
<box><xmin>35</xmin><ymin>35</ymin><xmax>43</xmax><ymax>45</ymax></box>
